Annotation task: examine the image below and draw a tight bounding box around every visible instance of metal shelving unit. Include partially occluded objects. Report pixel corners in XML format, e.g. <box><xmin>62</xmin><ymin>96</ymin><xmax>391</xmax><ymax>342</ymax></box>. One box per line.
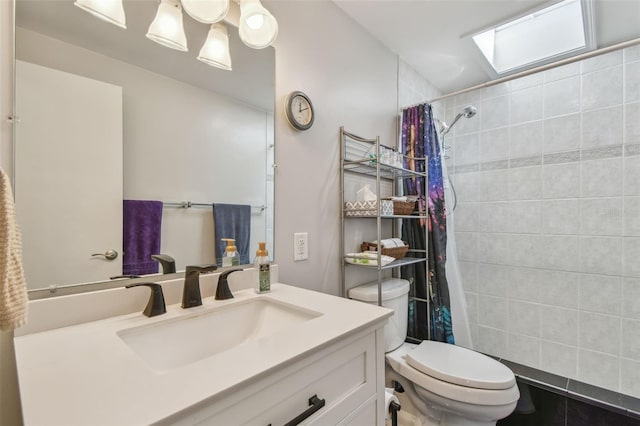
<box><xmin>339</xmin><ymin>126</ymin><xmax>429</xmax><ymax>309</ymax></box>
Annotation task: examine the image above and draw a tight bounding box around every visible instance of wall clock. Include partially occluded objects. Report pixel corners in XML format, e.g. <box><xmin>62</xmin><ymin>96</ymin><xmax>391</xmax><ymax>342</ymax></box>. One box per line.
<box><xmin>285</xmin><ymin>91</ymin><xmax>314</xmax><ymax>131</ymax></box>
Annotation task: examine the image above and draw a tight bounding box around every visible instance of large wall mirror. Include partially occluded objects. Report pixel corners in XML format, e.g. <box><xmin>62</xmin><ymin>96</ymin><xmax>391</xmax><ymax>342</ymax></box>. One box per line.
<box><xmin>13</xmin><ymin>0</ymin><xmax>275</xmax><ymax>294</ymax></box>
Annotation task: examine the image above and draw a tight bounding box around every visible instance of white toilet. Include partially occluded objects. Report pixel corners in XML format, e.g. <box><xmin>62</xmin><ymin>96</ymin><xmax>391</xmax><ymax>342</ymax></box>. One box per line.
<box><xmin>349</xmin><ymin>279</ymin><xmax>520</xmax><ymax>426</ymax></box>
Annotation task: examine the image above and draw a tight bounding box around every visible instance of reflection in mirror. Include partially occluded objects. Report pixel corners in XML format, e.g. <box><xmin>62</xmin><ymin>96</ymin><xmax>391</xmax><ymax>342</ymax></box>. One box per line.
<box><xmin>14</xmin><ymin>0</ymin><xmax>275</xmax><ymax>293</ymax></box>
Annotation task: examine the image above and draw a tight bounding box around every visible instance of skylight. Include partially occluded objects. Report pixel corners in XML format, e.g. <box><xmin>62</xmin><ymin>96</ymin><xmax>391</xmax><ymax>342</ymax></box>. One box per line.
<box><xmin>472</xmin><ymin>0</ymin><xmax>593</xmax><ymax>74</ymax></box>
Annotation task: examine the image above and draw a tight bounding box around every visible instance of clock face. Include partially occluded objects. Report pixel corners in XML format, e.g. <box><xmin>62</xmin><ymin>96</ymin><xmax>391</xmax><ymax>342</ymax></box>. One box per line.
<box><xmin>286</xmin><ymin>91</ymin><xmax>314</xmax><ymax>130</ymax></box>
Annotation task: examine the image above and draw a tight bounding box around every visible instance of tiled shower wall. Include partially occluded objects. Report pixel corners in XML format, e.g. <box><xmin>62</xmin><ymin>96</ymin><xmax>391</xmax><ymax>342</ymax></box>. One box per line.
<box><xmin>435</xmin><ymin>44</ymin><xmax>640</xmax><ymax>398</ymax></box>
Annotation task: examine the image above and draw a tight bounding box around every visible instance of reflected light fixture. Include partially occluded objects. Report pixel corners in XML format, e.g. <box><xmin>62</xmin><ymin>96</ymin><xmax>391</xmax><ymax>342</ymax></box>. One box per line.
<box><xmin>182</xmin><ymin>0</ymin><xmax>230</xmax><ymax>24</ymax></box>
<box><xmin>146</xmin><ymin>0</ymin><xmax>189</xmax><ymax>52</ymax></box>
<box><xmin>198</xmin><ymin>23</ymin><xmax>232</xmax><ymax>70</ymax></box>
<box><xmin>238</xmin><ymin>0</ymin><xmax>278</xmax><ymax>49</ymax></box>
<box><xmin>74</xmin><ymin>0</ymin><xmax>126</xmax><ymax>29</ymax></box>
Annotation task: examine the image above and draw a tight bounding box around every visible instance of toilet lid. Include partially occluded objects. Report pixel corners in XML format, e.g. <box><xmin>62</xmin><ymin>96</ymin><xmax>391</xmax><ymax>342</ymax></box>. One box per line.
<box><xmin>406</xmin><ymin>341</ymin><xmax>516</xmax><ymax>390</ymax></box>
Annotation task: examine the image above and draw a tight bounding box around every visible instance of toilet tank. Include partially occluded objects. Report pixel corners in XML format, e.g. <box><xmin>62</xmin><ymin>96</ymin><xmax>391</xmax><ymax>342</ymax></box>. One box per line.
<box><xmin>348</xmin><ymin>278</ymin><xmax>410</xmax><ymax>352</ymax></box>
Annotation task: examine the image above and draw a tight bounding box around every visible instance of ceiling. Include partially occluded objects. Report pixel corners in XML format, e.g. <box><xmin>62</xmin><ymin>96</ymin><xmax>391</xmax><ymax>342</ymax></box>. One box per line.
<box><xmin>333</xmin><ymin>0</ymin><xmax>640</xmax><ymax>95</ymax></box>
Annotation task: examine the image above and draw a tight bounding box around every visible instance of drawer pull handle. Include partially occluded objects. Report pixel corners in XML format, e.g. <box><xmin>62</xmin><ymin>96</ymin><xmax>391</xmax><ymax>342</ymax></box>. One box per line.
<box><xmin>283</xmin><ymin>394</ymin><xmax>326</xmax><ymax>426</ymax></box>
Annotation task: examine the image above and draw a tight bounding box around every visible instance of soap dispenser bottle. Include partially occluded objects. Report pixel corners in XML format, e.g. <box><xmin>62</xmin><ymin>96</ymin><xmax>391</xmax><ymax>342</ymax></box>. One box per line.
<box><xmin>254</xmin><ymin>242</ymin><xmax>270</xmax><ymax>293</ymax></box>
<box><xmin>221</xmin><ymin>238</ymin><xmax>240</xmax><ymax>267</ymax></box>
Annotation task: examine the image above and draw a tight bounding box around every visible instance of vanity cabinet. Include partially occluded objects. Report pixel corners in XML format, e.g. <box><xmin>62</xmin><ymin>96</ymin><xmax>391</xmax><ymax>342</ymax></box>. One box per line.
<box><xmin>339</xmin><ymin>127</ymin><xmax>428</xmax><ymax>308</ymax></box>
<box><xmin>164</xmin><ymin>328</ymin><xmax>383</xmax><ymax>425</ymax></box>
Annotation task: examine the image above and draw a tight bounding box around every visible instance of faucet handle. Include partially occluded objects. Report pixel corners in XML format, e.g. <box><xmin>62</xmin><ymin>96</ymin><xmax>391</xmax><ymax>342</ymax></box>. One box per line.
<box><xmin>151</xmin><ymin>254</ymin><xmax>177</xmax><ymax>274</ymax></box>
<box><xmin>215</xmin><ymin>269</ymin><xmax>243</xmax><ymax>300</ymax></box>
<box><xmin>126</xmin><ymin>282</ymin><xmax>166</xmax><ymax>317</ymax></box>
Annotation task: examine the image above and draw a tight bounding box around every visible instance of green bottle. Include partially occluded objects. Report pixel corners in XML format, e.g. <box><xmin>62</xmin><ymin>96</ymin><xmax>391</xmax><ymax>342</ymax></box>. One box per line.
<box><xmin>254</xmin><ymin>242</ymin><xmax>270</xmax><ymax>293</ymax></box>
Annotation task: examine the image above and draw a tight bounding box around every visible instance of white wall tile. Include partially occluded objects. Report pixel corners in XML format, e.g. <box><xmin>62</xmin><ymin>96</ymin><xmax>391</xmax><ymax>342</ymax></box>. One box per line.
<box><xmin>507</xmin><ymin>234</ymin><xmax>542</xmax><ymax>268</ymax></box>
<box><xmin>508</xmin><ymin>333</ymin><xmax>540</xmax><ymax>368</ymax></box>
<box><xmin>510</xmin><ymin>121</ymin><xmax>543</xmax><ymax>158</ymax></box>
<box><xmin>578</xmin><ymin>236</ymin><xmax>622</xmax><ymax>276</ymax></box>
<box><xmin>482</xmin><ymin>81</ymin><xmax>510</xmax><ymax>100</ymax></box>
<box><xmin>542</xmin><ymin>163</ymin><xmax>580</xmax><ymax>198</ymax></box>
<box><xmin>456</xmin><ymin>232</ymin><xmax>478</xmax><ymax>262</ymax></box>
<box><xmin>508</xmin><ymin>300</ymin><xmax>540</xmax><ymax>337</ymax></box>
<box><xmin>539</xmin><ymin>270</ymin><xmax>580</xmax><ymax>309</ymax></box>
<box><xmin>540</xmin><ymin>235</ymin><xmax>579</xmax><ymax>272</ymax></box>
<box><xmin>478</xmin><ymin>169</ymin><xmax>509</xmax><ymax>202</ymax></box>
<box><xmin>622</xmin><ymin>237</ymin><xmax>640</xmax><ymax>277</ymax></box>
<box><xmin>477</xmin><ymin>202</ymin><xmax>508</xmax><ymax>233</ymax></box>
<box><xmin>620</xmin><ymin>358</ymin><xmax>640</xmax><ymax>398</ymax></box>
<box><xmin>625</xmin><ymin>61</ymin><xmax>640</xmax><ymax>103</ymax></box>
<box><xmin>455</xmin><ymin>91</ymin><xmax>481</xmax><ymax>109</ymax></box>
<box><xmin>478</xmin><ymin>234</ymin><xmax>510</xmax><ymax>265</ymax></box>
<box><xmin>479</xmin><ymin>295</ymin><xmax>507</xmax><ymax>329</ymax></box>
<box><xmin>580</xmin><ymin>273</ymin><xmax>621</xmax><ymax>315</ymax></box>
<box><xmin>510</xmin><ymin>73</ymin><xmax>542</xmax><ymax>92</ymax></box>
<box><xmin>466</xmin><ymin>291</ymin><xmax>479</xmax><ymax>324</ymax></box>
<box><xmin>508</xmin><ymin>166</ymin><xmax>542</xmax><ymax>200</ymax></box>
<box><xmin>624</xmin><ymin>45</ymin><xmax>640</xmax><ymax>62</ymax></box>
<box><xmin>454</xmin><ymin>132</ymin><xmax>480</xmax><ymax>166</ymax></box>
<box><xmin>544</xmin><ymin>76</ymin><xmax>580</xmax><ymax>118</ymax></box>
<box><xmin>508</xmin><ymin>267</ymin><xmax>542</xmax><ymax>302</ymax></box>
<box><xmin>581</xmin><ymin>158</ymin><xmax>623</xmax><ymax>197</ymax></box>
<box><xmin>622</xmin><ymin>278</ymin><xmax>640</xmax><ymax>319</ymax></box>
<box><xmin>480</xmin><ymin>127</ymin><xmax>509</xmax><ymax>162</ymax></box>
<box><xmin>540</xmin><ymin>306</ymin><xmax>578</xmax><ymax>345</ymax></box>
<box><xmin>460</xmin><ymin>261</ymin><xmax>478</xmax><ymax>293</ymax></box>
<box><xmin>623</xmin><ymin>156</ymin><xmax>640</xmax><ymax>196</ymax></box>
<box><xmin>543</xmin><ymin>113</ymin><xmax>580</xmax><ymax>154</ymax></box>
<box><xmin>457</xmin><ymin>112</ymin><xmax>481</xmax><ymax>136</ymax></box>
<box><xmin>621</xmin><ymin>319</ymin><xmax>640</xmax><ymax>360</ymax></box>
<box><xmin>454</xmin><ymin>203</ymin><xmax>478</xmax><ymax>232</ymax></box>
<box><xmin>511</xmin><ymin>86</ymin><xmax>543</xmax><ymax>124</ymax></box>
<box><xmin>481</xmin><ymin>95</ymin><xmax>509</xmax><ymax>130</ymax></box>
<box><xmin>478</xmin><ymin>263</ymin><xmax>510</xmax><ymax>296</ymax></box>
<box><xmin>581</xmin><ymin>106</ymin><xmax>623</xmax><ymax>148</ymax></box>
<box><xmin>542</xmin><ymin>199</ymin><xmax>580</xmax><ymax>235</ymax></box>
<box><xmin>580</xmin><ymin>197</ymin><xmax>622</xmax><ymax>236</ymax></box>
<box><xmin>541</xmin><ymin>341</ymin><xmax>577</xmax><ymax>379</ymax></box>
<box><xmin>544</xmin><ymin>62</ymin><xmax>580</xmax><ymax>83</ymax></box>
<box><xmin>579</xmin><ymin>312</ymin><xmax>620</xmax><ymax>355</ymax></box>
<box><xmin>581</xmin><ymin>50</ymin><xmax>622</xmax><ymax>73</ymax></box>
<box><xmin>582</xmin><ymin>66</ymin><xmax>623</xmax><ymax>111</ymax></box>
<box><xmin>625</xmin><ymin>102</ymin><xmax>640</xmax><ymax>144</ymax></box>
<box><xmin>578</xmin><ymin>349</ymin><xmax>620</xmax><ymax>391</ymax></box>
<box><xmin>454</xmin><ymin>172</ymin><xmax>480</xmax><ymax>202</ymax></box>
<box><xmin>506</xmin><ymin>201</ymin><xmax>541</xmax><ymax>234</ymax></box>
<box><xmin>477</xmin><ymin>326</ymin><xmax>507</xmax><ymax>357</ymax></box>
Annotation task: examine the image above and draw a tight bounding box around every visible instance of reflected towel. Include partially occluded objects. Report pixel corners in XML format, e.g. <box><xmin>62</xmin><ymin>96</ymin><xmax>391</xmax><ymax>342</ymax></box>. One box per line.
<box><xmin>0</xmin><ymin>168</ymin><xmax>28</xmax><ymax>331</ymax></box>
<box><xmin>213</xmin><ymin>203</ymin><xmax>251</xmax><ymax>265</ymax></box>
<box><xmin>123</xmin><ymin>200</ymin><xmax>163</xmax><ymax>275</ymax></box>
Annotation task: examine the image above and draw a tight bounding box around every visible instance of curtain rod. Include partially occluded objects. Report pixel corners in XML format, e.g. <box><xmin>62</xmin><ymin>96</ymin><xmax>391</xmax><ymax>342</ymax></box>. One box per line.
<box><xmin>427</xmin><ymin>37</ymin><xmax>640</xmax><ymax>104</ymax></box>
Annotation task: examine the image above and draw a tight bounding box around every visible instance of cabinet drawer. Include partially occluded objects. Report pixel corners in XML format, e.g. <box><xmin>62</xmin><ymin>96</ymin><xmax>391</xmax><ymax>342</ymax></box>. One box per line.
<box><xmin>193</xmin><ymin>333</ymin><xmax>377</xmax><ymax>425</ymax></box>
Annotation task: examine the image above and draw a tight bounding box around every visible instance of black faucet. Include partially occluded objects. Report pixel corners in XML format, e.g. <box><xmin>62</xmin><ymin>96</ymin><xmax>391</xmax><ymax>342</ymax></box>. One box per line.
<box><xmin>151</xmin><ymin>254</ymin><xmax>176</xmax><ymax>274</ymax></box>
<box><xmin>215</xmin><ymin>269</ymin><xmax>243</xmax><ymax>300</ymax></box>
<box><xmin>182</xmin><ymin>264</ymin><xmax>218</xmax><ymax>308</ymax></box>
<box><xmin>125</xmin><ymin>282</ymin><xmax>166</xmax><ymax>317</ymax></box>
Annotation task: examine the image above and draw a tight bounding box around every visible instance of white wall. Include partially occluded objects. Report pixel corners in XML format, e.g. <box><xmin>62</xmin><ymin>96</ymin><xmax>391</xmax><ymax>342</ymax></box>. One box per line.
<box><xmin>0</xmin><ymin>1</ymin><xmax>400</xmax><ymax>423</ymax></box>
<box><xmin>267</xmin><ymin>0</ymin><xmax>398</xmax><ymax>295</ymax></box>
<box><xmin>16</xmin><ymin>28</ymin><xmax>270</xmax><ymax>272</ymax></box>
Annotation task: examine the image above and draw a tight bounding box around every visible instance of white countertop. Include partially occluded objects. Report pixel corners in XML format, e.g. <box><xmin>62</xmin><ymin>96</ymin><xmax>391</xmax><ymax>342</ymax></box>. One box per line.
<box><xmin>14</xmin><ymin>282</ymin><xmax>392</xmax><ymax>425</ymax></box>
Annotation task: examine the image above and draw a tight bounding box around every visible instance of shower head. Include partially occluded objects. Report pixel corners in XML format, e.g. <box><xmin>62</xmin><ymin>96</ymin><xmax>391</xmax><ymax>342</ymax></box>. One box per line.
<box><xmin>441</xmin><ymin>104</ymin><xmax>476</xmax><ymax>135</ymax></box>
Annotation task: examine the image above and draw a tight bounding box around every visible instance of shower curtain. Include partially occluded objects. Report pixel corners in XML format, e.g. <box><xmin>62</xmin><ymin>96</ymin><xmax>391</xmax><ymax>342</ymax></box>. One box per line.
<box><xmin>401</xmin><ymin>103</ymin><xmax>455</xmax><ymax>344</ymax></box>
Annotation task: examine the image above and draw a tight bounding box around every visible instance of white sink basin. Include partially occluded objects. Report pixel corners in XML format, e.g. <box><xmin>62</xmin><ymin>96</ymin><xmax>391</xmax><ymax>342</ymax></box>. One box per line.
<box><xmin>117</xmin><ymin>297</ymin><xmax>322</xmax><ymax>372</ymax></box>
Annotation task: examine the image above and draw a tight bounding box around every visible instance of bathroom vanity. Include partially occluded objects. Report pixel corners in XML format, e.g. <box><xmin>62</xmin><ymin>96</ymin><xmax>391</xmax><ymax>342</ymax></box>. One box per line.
<box><xmin>13</xmin><ymin>268</ymin><xmax>392</xmax><ymax>425</ymax></box>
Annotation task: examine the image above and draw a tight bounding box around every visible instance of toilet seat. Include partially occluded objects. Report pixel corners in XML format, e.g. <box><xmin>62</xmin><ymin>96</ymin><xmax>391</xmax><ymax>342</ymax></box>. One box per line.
<box><xmin>407</xmin><ymin>341</ymin><xmax>516</xmax><ymax>390</ymax></box>
<box><xmin>386</xmin><ymin>343</ymin><xmax>520</xmax><ymax>406</ymax></box>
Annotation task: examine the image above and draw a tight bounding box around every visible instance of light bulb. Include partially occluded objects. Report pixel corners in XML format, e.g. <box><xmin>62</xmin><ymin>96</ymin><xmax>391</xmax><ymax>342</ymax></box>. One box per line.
<box><xmin>246</xmin><ymin>14</ymin><xmax>264</xmax><ymax>30</ymax></box>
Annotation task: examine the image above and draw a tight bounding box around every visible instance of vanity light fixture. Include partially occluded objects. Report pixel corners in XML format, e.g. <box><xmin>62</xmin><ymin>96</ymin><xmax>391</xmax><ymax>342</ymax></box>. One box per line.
<box><xmin>238</xmin><ymin>0</ymin><xmax>278</xmax><ymax>49</ymax></box>
<box><xmin>198</xmin><ymin>23</ymin><xmax>233</xmax><ymax>70</ymax></box>
<box><xmin>182</xmin><ymin>0</ymin><xmax>230</xmax><ymax>24</ymax></box>
<box><xmin>74</xmin><ymin>0</ymin><xmax>126</xmax><ymax>29</ymax></box>
<box><xmin>146</xmin><ymin>0</ymin><xmax>189</xmax><ymax>52</ymax></box>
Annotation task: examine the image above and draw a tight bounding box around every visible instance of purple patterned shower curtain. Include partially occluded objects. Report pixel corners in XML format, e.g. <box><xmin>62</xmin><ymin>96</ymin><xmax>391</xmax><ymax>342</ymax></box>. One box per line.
<box><xmin>401</xmin><ymin>103</ymin><xmax>454</xmax><ymax>344</ymax></box>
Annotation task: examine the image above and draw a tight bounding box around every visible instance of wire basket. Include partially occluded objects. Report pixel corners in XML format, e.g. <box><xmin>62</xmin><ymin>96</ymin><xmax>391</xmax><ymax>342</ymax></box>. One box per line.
<box><xmin>360</xmin><ymin>241</ymin><xmax>409</xmax><ymax>259</ymax></box>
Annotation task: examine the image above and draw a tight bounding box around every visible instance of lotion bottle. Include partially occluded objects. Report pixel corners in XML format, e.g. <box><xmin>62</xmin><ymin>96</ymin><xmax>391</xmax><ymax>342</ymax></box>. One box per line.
<box><xmin>254</xmin><ymin>242</ymin><xmax>270</xmax><ymax>293</ymax></box>
<box><xmin>221</xmin><ymin>238</ymin><xmax>240</xmax><ymax>267</ymax></box>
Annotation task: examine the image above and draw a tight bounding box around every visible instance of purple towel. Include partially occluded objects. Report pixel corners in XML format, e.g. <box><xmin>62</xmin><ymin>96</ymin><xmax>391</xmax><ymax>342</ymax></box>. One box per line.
<box><xmin>123</xmin><ymin>200</ymin><xmax>163</xmax><ymax>275</ymax></box>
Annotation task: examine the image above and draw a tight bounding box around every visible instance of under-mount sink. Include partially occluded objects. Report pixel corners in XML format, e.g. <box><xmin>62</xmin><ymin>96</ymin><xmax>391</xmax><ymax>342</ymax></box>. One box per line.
<box><xmin>117</xmin><ymin>297</ymin><xmax>322</xmax><ymax>372</ymax></box>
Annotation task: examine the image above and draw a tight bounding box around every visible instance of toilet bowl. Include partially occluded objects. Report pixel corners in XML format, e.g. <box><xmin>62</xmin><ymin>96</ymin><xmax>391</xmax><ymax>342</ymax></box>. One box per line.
<box><xmin>349</xmin><ymin>279</ymin><xmax>519</xmax><ymax>426</ymax></box>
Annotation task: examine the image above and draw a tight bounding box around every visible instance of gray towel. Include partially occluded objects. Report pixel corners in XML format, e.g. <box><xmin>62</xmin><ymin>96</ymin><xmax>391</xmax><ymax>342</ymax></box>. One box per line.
<box><xmin>213</xmin><ymin>204</ymin><xmax>251</xmax><ymax>265</ymax></box>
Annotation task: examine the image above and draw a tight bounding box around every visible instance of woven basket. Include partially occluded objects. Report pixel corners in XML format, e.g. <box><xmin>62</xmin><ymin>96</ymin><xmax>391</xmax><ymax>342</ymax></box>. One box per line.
<box><xmin>360</xmin><ymin>241</ymin><xmax>409</xmax><ymax>259</ymax></box>
<box><xmin>383</xmin><ymin>198</ymin><xmax>416</xmax><ymax>215</ymax></box>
